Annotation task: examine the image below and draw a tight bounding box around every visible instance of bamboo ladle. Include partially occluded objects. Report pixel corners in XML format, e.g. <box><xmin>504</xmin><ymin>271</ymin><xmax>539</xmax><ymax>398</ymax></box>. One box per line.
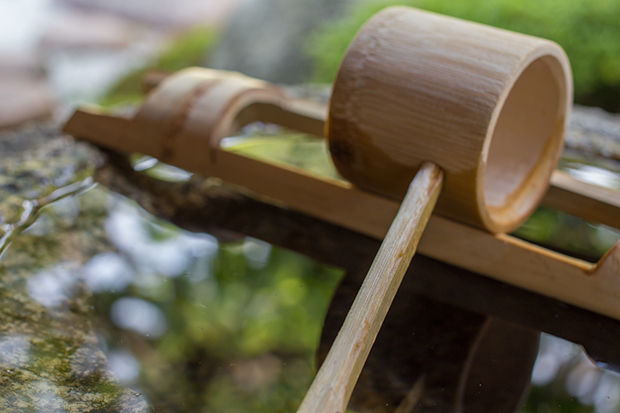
<box><xmin>299</xmin><ymin>7</ymin><xmax>570</xmax><ymax>412</ymax></box>
<box><xmin>62</xmin><ymin>6</ymin><xmax>620</xmax><ymax>413</ymax></box>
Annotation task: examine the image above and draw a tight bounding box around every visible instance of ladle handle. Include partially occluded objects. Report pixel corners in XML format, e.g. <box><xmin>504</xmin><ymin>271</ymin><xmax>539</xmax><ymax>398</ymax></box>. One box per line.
<box><xmin>297</xmin><ymin>162</ymin><xmax>444</xmax><ymax>413</ymax></box>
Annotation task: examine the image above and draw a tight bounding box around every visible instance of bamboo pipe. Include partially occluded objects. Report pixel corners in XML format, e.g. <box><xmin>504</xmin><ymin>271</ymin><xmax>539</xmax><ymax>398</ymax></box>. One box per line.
<box><xmin>62</xmin><ymin>68</ymin><xmax>620</xmax><ymax>322</ymax></box>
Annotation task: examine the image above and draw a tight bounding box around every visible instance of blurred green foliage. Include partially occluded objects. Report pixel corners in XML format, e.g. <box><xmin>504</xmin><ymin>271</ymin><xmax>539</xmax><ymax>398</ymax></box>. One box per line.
<box><xmin>100</xmin><ymin>26</ymin><xmax>217</xmax><ymax>107</ymax></box>
<box><xmin>307</xmin><ymin>0</ymin><xmax>620</xmax><ymax>111</ymax></box>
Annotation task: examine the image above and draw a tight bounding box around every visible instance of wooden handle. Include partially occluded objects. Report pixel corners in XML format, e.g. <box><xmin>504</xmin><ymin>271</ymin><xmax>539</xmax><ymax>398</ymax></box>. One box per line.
<box><xmin>328</xmin><ymin>6</ymin><xmax>572</xmax><ymax>233</ymax></box>
<box><xmin>297</xmin><ymin>162</ymin><xmax>444</xmax><ymax>413</ymax></box>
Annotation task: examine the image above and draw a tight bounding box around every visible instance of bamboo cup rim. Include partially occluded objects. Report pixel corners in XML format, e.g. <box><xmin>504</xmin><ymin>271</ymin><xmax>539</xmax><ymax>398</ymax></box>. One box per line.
<box><xmin>327</xmin><ymin>6</ymin><xmax>572</xmax><ymax>233</ymax></box>
<box><xmin>481</xmin><ymin>52</ymin><xmax>570</xmax><ymax>231</ymax></box>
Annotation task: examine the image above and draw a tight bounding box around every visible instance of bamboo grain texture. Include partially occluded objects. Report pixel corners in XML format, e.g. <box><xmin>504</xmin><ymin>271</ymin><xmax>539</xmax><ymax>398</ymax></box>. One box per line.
<box><xmin>297</xmin><ymin>162</ymin><xmax>444</xmax><ymax>413</ymax></box>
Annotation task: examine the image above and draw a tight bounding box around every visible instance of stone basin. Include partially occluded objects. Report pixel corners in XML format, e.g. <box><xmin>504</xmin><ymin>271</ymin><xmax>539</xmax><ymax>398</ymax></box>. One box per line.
<box><xmin>1</xmin><ymin>106</ymin><xmax>620</xmax><ymax>411</ymax></box>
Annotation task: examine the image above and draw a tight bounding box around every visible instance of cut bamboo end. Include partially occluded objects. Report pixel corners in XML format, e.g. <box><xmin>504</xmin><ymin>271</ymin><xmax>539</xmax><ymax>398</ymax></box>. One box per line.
<box><xmin>328</xmin><ymin>6</ymin><xmax>573</xmax><ymax>233</ymax></box>
<box><xmin>126</xmin><ymin>67</ymin><xmax>288</xmax><ymax>169</ymax></box>
<box><xmin>123</xmin><ymin>67</ymin><xmax>327</xmax><ymax>175</ymax></box>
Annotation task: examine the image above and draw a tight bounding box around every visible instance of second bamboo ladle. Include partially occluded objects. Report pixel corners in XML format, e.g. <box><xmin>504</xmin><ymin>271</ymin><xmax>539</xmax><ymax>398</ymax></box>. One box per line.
<box><xmin>63</xmin><ymin>6</ymin><xmax>584</xmax><ymax>412</ymax></box>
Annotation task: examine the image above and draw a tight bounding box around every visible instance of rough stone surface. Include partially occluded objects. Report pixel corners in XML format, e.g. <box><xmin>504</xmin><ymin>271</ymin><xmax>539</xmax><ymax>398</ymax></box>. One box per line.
<box><xmin>206</xmin><ymin>0</ymin><xmax>360</xmax><ymax>84</ymax></box>
<box><xmin>0</xmin><ymin>124</ymin><xmax>153</xmax><ymax>413</ymax></box>
<box><xmin>0</xmin><ymin>123</ymin><xmax>98</xmax><ymax>222</ymax></box>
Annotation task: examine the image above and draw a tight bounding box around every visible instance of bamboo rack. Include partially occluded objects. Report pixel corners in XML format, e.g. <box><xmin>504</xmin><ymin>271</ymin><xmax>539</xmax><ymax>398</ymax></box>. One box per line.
<box><xmin>64</xmin><ymin>73</ymin><xmax>620</xmax><ymax>323</ymax></box>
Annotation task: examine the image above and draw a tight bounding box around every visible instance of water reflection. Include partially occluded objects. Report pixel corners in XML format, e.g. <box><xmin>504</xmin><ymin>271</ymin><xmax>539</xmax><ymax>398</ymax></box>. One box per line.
<box><xmin>1</xmin><ymin>180</ymin><xmax>341</xmax><ymax>411</ymax></box>
<box><xmin>565</xmin><ymin>164</ymin><xmax>620</xmax><ymax>190</ymax></box>
<box><xmin>111</xmin><ymin>297</ymin><xmax>168</xmax><ymax>338</ymax></box>
<box><xmin>5</xmin><ymin>181</ymin><xmax>617</xmax><ymax>412</ymax></box>
<box><xmin>513</xmin><ymin>157</ymin><xmax>620</xmax><ymax>261</ymax></box>
<box><xmin>528</xmin><ymin>334</ymin><xmax>620</xmax><ymax>413</ymax></box>
<box><xmin>83</xmin><ymin>252</ymin><xmax>133</xmax><ymax>293</ymax></box>
<box><xmin>532</xmin><ymin>335</ymin><xmax>578</xmax><ymax>386</ymax></box>
<box><xmin>33</xmin><ymin>380</ymin><xmax>64</xmax><ymax>413</ymax></box>
<box><xmin>28</xmin><ymin>263</ymin><xmax>83</xmax><ymax>308</ymax></box>
<box><xmin>105</xmin><ymin>196</ymin><xmax>217</xmax><ymax>278</ymax></box>
<box><xmin>108</xmin><ymin>349</ymin><xmax>142</xmax><ymax>385</ymax></box>
<box><xmin>242</xmin><ymin>237</ymin><xmax>272</xmax><ymax>270</ymax></box>
<box><xmin>567</xmin><ymin>358</ymin><xmax>620</xmax><ymax>412</ymax></box>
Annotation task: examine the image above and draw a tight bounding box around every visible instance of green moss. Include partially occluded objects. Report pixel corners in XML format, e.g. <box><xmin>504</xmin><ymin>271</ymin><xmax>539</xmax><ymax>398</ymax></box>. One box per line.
<box><xmin>307</xmin><ymin>0</ymin><xmax>620</xmax><ymax>111</ymax></box>
<box><xmin>101</xmin><ymin>26</ymin><xmax>218</xmax><ymax>107</ymax></box>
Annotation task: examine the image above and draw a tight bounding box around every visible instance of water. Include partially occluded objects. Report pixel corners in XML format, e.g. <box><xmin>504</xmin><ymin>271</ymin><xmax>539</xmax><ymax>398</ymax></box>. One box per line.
<box><xmin>0</xmin><ymin>178</ymin><xmax>345</xmax><ymax>411</ymax></box>
<box><xmin>2</xmin><ymin>124</ymin><xmax>620</xmax><ymax>411</ymax></box>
